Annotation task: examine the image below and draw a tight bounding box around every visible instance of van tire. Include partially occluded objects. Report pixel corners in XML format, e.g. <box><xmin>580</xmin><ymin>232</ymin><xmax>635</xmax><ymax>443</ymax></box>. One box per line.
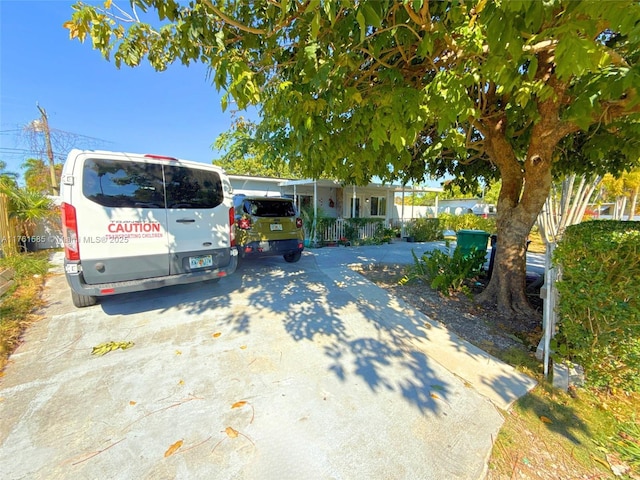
<box><xmin>283</xmin><ymin>252</ymin><xmax>302</xmax><ymax>263</ymax></box>
<box><xmin>71</xmin><ymin>290</ymin><xmax>98</xmax><ymax>308</ymax></box>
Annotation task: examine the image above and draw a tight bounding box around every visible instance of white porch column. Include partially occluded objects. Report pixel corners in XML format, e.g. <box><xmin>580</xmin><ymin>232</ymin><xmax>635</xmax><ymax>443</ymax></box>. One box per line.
<box><xmin>411</xmin><ymin>185</ymin><xmax>415</xmax><ymax>220</ymax></box>
<box><xmin>352</xmin><ymin>185</ymin><xmax>356</xmax><ymax>218</ymax></box>
<box><xmin>294</xmin><ymin>185</ymin><xmax>297</xmax><ymax>211</ymax></box>
<box><xmin>434</xmin><ymin>194</ymin><xmax>439</xmax><ymax>218</ymax></box>
<box><xmin>313</xmin><ymin>180</ymin><xmax>318</xmax><ymax>244</ymax></box>
<box><xmin>401</xmin><ymin>187</ymin><xmax>406</xmax><ymax>237</ymax></box>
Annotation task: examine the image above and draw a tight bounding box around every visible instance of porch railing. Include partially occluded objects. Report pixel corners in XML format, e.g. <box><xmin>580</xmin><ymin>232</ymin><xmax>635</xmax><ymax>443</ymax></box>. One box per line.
<box><xmin>311</xmin><ymin>218</ymin><xmax>388</xmax><ymax>243</ymax></box>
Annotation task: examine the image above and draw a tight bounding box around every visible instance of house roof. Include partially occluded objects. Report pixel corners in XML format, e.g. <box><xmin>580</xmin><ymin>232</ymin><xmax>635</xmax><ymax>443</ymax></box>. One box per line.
<box><xmin>279</xmin><ymin>178</ymin><xmax>443</xmax><ymax>193</ymax></box>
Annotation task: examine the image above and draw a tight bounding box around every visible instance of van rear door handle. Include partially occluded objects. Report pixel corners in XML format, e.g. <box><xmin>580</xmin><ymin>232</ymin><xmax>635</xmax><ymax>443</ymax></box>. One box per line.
<box><xmin>176</xmin><ymin>218</ymin><xmax>195</xmax><ymax>223</ymax></box>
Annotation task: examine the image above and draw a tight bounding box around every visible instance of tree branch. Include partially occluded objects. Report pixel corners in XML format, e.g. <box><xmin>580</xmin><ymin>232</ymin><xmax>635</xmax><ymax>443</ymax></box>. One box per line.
<box><xmin>201</xmin><ymin>0</ymin><xmax>268</xmax><ymax>35</ymax></box>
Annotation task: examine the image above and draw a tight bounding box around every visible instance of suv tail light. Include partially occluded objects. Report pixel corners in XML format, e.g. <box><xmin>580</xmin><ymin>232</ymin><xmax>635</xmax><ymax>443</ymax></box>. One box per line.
<box><xmin>296</xmin><ymin>217</ymin><xmax>303</xmax><ymax>229</ymax></box>
<box><xmin>238</xmin><ymin>217</ymin><xmax>252</xmax><ymax>230</ymax></box>
<box><xmin>229</xmin><ymin>206</ymin><xmax>236</xmax><ymax>247</ymax></box>
<box><xmin>61</xmin><ymin>202</ymin><xmax>80</xmax><ymax>261</ymax></box>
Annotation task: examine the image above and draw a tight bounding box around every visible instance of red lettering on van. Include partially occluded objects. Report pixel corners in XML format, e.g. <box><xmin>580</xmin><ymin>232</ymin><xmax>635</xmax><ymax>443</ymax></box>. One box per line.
<box><xmin>107</xmin><ymin>222</ymin><xmax>162</xmax><ymax>233</ymax></box>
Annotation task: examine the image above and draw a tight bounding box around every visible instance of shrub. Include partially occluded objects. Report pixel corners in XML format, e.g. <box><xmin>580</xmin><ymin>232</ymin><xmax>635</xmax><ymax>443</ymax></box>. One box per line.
<box><xmin>344</xmin><ymin>218</ymin><xmax>385</xmax><ymax>245</ymax></box>
<box><xmin>438</xmin><ymin>213</ymin><xmax>496</xmax><ymax>233</ymax></box>
<box><xmin>400</xmin><ymin>244</ymin><xmax>487</xmax><ymax>296</ymax></box>
<box><xmin>407</xmin><ymin>217</ymin><xmax>444</xmax><ymax>242</ymax></box>
<box><xmin>553</xmin><ymin>221</ymin><xmax>640</xmax><ymax>392</ymax></box>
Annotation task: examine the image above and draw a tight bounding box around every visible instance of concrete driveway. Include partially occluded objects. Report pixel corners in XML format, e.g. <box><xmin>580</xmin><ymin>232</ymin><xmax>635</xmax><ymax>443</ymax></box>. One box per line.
<box><xmin>0</xmin><ymin>246</ymin><xmax>536</xmax><ymax>479</ymax></box>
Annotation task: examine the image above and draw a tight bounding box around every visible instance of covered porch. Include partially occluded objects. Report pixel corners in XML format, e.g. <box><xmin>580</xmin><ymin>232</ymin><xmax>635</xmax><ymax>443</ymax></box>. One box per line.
<box><xmin>279</xmin><ymin>179</ymin><xmax>443</xmax><ymax>244</ymax></box>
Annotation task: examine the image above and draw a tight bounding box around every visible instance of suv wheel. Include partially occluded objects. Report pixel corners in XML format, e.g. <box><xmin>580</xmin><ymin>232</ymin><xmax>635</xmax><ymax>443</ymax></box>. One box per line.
<box><xmin>283</xmin><ymin>252</ymin><xmax>301</xmax><ymax>263</ymax></box>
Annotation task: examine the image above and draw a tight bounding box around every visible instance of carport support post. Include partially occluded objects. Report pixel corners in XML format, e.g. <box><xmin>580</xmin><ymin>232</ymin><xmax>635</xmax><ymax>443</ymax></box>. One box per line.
<box><xmin>313</xmin><ymin>180</ymin><xmax>318</xmax><ymax>246</ymax></box>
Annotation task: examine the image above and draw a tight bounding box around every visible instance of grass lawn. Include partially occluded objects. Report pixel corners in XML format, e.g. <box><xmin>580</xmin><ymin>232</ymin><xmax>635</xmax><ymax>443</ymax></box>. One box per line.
<box><xmin>0</xmin><ymin>250</ymin><xmax>51</xmax><ymax>371</ymax></box>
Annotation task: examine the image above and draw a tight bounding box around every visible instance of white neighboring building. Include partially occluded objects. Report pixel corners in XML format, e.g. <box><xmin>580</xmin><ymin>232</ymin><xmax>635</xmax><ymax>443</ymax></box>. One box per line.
<box><xmin>437</xmin><ymin>198</ymin><xmax>496</xmax><ymax>216</ymax></box>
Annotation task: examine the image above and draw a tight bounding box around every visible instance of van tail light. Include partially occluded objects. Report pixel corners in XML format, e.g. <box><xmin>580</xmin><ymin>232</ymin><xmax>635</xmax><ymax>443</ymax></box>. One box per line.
<box><xmin>229</xmin><ymin>206</ymin><xmax>236</xmax><ymax>247</ymax></box>
<box><xmin>238</xmin><ymin>217</ymin><xmax>251</xmax><ymax>230</ymax></box>
<box><xmin>296</xmin><ymin>217</ymin><xmax>303</xmax><ymax>229</ymax></box>
<box><xmin>61</xmin><ymin>202</ymin><xmax>80</xmax><ymax>261</ymax></box>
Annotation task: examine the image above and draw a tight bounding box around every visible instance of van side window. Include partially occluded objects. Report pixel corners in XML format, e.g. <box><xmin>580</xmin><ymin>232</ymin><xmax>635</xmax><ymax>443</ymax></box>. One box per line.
<box><xmin>83</xmin><ymin>159</ymin><xmax>165</xmax><ymax>208</ymax></box>
<box><xmin>164</xmin><ymin>165</ymin><xmax>223</xmax><ymax>209</ymax></box>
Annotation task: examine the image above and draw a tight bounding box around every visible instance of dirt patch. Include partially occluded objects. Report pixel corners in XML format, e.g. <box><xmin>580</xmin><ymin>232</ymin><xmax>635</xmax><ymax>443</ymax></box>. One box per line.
<box><xmin>354</xmin><ymin>263</ymin><xmax>544</xmax><ymax>365</ymax></box>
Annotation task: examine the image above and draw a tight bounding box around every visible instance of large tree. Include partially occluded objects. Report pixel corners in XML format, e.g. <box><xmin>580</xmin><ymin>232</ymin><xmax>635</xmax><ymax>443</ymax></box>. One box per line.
<box><xmin>66</xmin><ymin>0</ymin><xmax>640</xmax><ymax>318</ymax></box>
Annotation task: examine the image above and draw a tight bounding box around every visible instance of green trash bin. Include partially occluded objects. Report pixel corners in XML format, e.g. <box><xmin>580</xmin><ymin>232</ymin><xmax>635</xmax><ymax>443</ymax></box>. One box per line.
<box><xmin>455</xmin><ymin>229</ymin><xmax>491</xmax><ymax>258</ymax></box>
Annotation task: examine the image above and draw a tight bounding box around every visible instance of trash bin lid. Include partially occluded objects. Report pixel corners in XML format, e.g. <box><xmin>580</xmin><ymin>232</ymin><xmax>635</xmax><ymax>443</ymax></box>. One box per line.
<box><xmin>456</xmin><ymin>229</ymin><xmax>490</xmax><ymax>236</ymax></box>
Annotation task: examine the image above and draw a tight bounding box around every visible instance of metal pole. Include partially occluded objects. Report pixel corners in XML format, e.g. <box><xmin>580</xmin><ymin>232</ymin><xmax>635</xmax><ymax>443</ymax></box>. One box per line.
<box><xmin>543</xmin><ymin>242</ymin><xmax>556</xmax><ymax>377</ymax></box>
<box><xmin>36</xmin><ymin>105</ymin><xmax>59</xmax><ymax>195</ymax></box>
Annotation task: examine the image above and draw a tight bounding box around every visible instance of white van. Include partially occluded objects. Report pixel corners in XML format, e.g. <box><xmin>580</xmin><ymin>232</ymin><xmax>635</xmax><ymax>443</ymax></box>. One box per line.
<box><xmin>60</xmin><ymin>149</ymin><xmax>238</xmax><ymax>307</ymax></box>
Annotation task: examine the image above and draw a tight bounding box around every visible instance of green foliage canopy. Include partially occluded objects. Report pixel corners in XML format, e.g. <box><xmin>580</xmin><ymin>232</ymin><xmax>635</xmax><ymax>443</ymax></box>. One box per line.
<box><xmin>66</xmin><ymin>0</ymin><xmax>640</xmax><ymax>187</ymax></box>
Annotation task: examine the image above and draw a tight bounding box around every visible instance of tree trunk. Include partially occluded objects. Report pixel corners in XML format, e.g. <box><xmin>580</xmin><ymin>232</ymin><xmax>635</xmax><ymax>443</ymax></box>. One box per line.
<box><xmin>476</xmin><ymin>127</ymin><xmax>557</xmax><ymax>320</ymax></box>
<box><xmin>476</xmin><ymin>187</ymin><xmax>543</xmax><ymax>320</ymax></box>
<box><xmin>473</xmin><ymin>70</ymin><xmax>576</xmax><ymax>321</ymax></box>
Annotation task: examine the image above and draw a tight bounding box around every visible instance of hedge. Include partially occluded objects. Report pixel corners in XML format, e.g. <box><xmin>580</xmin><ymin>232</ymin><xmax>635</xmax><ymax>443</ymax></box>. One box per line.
<box><xmin>553</xmin><ymin>221</ymin><xmax>640</xmax><ymax>392</ymax></box>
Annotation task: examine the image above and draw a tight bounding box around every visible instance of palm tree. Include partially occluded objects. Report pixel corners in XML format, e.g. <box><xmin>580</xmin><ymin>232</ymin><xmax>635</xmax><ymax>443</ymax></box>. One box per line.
<box><xmin>0</xmin><ymin>161</ymin><xmax>18</xmax><ymax>189</ymax></box>
<box><xmin>0</xmin><ymin>184</ymin><xmax>55</xmax><ymax>251</ymax></box>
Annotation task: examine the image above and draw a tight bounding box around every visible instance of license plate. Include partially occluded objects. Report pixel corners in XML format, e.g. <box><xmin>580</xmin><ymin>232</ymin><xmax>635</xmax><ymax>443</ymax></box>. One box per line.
<box><xmin>270</xmin><ymin>224</ymin><xmax>283</xmax><ymax>231</ymax></box>
<box><xmin>189</xmin><ymin>255</ymin><xmax>213</xmax><ymax>269</ymax></box>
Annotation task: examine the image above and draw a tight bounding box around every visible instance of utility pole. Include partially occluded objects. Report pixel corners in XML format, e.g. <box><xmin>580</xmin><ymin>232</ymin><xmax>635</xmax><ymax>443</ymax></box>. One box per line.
<box><xmin>35</xmin><ymin>104</ymin><xmax>59</xmax><ymax>195</ymax></box>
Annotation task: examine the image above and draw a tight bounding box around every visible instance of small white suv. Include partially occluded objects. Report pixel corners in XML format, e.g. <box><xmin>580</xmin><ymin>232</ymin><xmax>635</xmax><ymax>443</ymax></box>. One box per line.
<box><xmin>60</xmin><ymin>149</ymin><xmax>238</xmax><ymax>307</ymax></box>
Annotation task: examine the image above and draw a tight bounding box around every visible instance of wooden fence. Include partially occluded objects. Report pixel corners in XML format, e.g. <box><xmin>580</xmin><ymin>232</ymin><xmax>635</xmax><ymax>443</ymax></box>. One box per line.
<box><xmin>0</xmin><ymin>194</ymin><xmax>18</xmax><ymax>257</ymax></box>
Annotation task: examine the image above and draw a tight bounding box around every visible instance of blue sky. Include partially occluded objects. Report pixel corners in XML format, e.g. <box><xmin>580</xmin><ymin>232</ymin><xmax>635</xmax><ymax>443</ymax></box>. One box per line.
<box><xmin>1</xmin><ymin>0</ymin><xmax>243</xmax><ymax>181</ymax></box>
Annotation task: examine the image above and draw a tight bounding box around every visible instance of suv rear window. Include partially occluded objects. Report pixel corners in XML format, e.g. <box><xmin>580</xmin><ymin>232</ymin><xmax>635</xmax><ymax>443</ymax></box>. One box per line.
<box><xmin>243</xmin><ymin>199</ymin><xmax>296</xmax><ymax>217</ymax></box>
<box><xmin>83</xmin><ymin>158</ymin><xmax>223</xmax><ymax>209</ymax></box>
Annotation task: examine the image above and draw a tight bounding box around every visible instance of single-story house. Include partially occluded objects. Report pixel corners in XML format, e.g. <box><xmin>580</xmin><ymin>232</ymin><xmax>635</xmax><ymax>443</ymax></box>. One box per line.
<box><xmin>228</xmin><ymin>175</ymin><xmax>443</xmax><ymax>242</ymax></box>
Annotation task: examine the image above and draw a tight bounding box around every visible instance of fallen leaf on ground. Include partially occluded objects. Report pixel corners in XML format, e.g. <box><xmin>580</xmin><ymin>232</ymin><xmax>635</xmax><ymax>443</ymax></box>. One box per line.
<box><xmin>231</xmin><ymin>401</ymin><xmax>247</xmax><ymax>409</ymax></box>
<box><xmin>129</xmin><ymin>401</ymin><xmax>136</xmax><ymax>406</ymax></box>
<box><xmin>213</xmin><ymin>332</ymin><xmax>222</xmax><ymax>338</ymax></box>
<box><xmin>225</xmin><ymin>427</ymin><xmax>239</xmax><ymax>438</ymax></box>
<box><xmin>540</xmin><ymin>415</ymin><xmax>553</xmax><ymax>424</ymax></box>
<box><xmin>164</xmin><ymin>440</ymin><xmax>183</xmax><ymax>457</ymax></box>
<box><xmin>606</xmin><ymin>453</ymin><xmax>631</xmax><ymax>477</ymax></box>
<box><xmin>91</xmin><ymin>341</ymin><xmax>134</xmax><ymax>356</ymax></box>
<box><xmin>240</xmin><ymin>345</ymin><xmax>247</xmax><ymax>350</ymax></box>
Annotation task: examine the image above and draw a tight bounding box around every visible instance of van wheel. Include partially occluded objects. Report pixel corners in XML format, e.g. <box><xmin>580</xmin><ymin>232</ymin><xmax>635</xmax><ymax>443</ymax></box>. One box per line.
<box><xmin>283</xmin><ymin>252</ymin><xmax>301</xmax><ymax>263</ymax></box>
<box><xmin>71</xmin><ymin>290</ymin><xmax>97</xmax><ymax>308</ymax></box>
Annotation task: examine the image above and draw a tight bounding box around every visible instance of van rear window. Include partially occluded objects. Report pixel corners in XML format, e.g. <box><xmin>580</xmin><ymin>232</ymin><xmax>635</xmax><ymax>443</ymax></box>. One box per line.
<box><xmin>83</xmin><ymin>159</ymin><xmax>165</xmax><ymax>208</ymax></box>
<box><xmin>244</xmin><ymin>200</ymin><xmax>296</xmax><ymax>217</ymax></box>
<box><xmin>164</xmin><ymin>165</ymin><xmax>223</xmax><ymax>209</ymax></box>
<box><xmin>83</xmin><ymin>159</ymin><xmax>224</xmax><ymax>209</ymax></box>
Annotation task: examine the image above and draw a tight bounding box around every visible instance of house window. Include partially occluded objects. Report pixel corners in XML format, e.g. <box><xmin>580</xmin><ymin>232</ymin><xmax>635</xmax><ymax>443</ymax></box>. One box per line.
<box><xmin>370</xmin><ymin>196</ymin><xmax>386</xmax><ymax>216</ymax></box>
